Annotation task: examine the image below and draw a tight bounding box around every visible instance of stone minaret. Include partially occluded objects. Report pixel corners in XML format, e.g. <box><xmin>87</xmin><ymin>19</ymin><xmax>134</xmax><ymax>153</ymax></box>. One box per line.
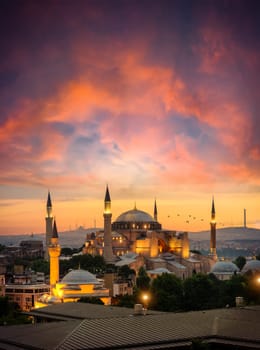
<box><xmin>103</xmin><ymin>186</ymin><xmax>115</xmax><ymax>263</ymax></box>
<box><xmin>154</xmin><ymin>199</ymin><xmax>158</xmax><ymax>222</ymax></box>
<box><xmin>48</xmin><ymin>219</ymin><xmax>61</xmax><ymax>294</ymax></box>
<box><xmin>210</xmin><ymin>197</ymin><xmax>217</xmax><ymax>260</ymax></box>
<box><xmin>45</xmin><ymin>191</ymin><xmax>54</xmax><ymax>260</ymax></box>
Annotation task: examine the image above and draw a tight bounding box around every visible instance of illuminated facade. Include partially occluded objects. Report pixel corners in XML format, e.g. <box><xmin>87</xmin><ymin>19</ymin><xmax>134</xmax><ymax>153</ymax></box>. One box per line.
<box><xmin>84</xmin><ymin>187</ymin><xmax>190</xmax><ymax>260</ymax></box>
<box><xmin>48</xmin><ymin>219</ymin><xmax>61</xmax><ymax>293</ymax></box>
<box><xmin>37</xmin><ymin>213</ymin><xmax>110</xmax><ymax>307</ymax></box>
<box><xmin>4</xmin><ymin>284</ymin><xmax>50</xmax><ymax>311</ymax></box>
<box><xmin>103</xmin><ymin>186</ymin><xmax>116</xmax><ymax>263</ymax></box>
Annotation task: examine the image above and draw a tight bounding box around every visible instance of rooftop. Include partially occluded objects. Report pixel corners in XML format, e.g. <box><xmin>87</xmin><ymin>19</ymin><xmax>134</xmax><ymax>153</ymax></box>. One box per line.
<box><xmin>0</xmin><ymin>304</ymin><xmax>259</xmax><ymax>349</ymax></box>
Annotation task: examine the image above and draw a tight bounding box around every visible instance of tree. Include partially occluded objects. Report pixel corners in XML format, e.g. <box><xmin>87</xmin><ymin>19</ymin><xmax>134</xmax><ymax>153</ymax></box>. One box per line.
<box><xmin>77</xmin><ymin>297</ymin><xmax>104</xmax><ymax>305</ymax></box>
<box><xmin>118</xmin><ymin>265</ymin><xmax>136</xmax><ymax>280</ymax></box>
<box><xmin>61</xmin><ymin>247</ymin><xmax>75</xmax><ymax>256</ymax></box>
<box><xmin>59</xmin><ymin>254</ymin><xmax>106</xmax><ymax>276</ymax></box>
<box><xmin>222</xmin><ymin>274</ymin><xmax>247</xmax><ymax>307</ymax></box>
<box><xmin>31</xmin><ymin>259</ymin><xmax>49</xmax><ymax>275</ymax></box>
<box><xmin>0</xmin><ymin>297</ymin><xmax>31</xmax><ymax>325</ymax></box>
<box><xmin>183</xmin><ymin>274</ymin><xmax>221</xmax><ymax>311</ymax></box>
<box><xmin>136</xmin><ymin>267</ymin><xmax>150</xmax><ymax>290</ymax></box>
<box><xmin>116</xmin><ymin>294</ymin><xmax>136</xmax><ymax>308</ymax></box>
<box><xmin>150</xmin><ymin>273</ymin><xmax>183</xmax><ymax>311</ymax></box>
<box><xmin>233</xmin><ymin>256</ymin><xmax>246</xmax><ymax>270</ymax></box>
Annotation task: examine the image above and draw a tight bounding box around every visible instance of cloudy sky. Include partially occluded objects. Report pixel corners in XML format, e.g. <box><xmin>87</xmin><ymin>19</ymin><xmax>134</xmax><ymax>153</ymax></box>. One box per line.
<box><xmin>1</xmin><ymin>0</ymin><xmax>260</xmax><ymax>234</ymax></box>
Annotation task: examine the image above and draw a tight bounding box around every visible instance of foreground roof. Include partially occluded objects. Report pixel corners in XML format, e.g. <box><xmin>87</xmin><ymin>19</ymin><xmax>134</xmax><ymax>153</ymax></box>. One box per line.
<box><xmin>0</xmin><ymin>305</ymin><xmax>260</xmax><ymax>349</ymax></box>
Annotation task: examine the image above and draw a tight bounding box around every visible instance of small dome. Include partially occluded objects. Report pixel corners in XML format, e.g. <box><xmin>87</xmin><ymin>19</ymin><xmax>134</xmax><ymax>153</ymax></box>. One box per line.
<box><xmin>211</xmin><ymin>261</ymin><xmax>239</xmax><ymax>273</ymax></box>
<box><xmin>115</xmin><ymin>208</ymin><xmax>155</xmax><ymax>223</ymax></box>
<box><xmin>242</xmin><ymin>260</ymin><xmax>260</xmax><ymax>274</ymax></box>
<box><xmin>61</xmin><ymin>269</ymin><xmax>98</xmax><ymax>284</ymax></box>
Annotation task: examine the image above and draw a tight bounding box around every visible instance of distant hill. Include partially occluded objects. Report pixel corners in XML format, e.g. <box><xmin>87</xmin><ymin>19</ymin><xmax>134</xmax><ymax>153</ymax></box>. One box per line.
<box><xmin>189</xmin><ymin>226</ymin><xmax>260</xmax><ymax>242</ymax></box>
<box><xmin>1</xmin><ymin>226</ymin><xmax>259</xmax><ymax>249</ymax></box>
<box><xmin>0</xmin><ymin>228</ymin><xmax>101</xmax><ymax>248</ymax></box>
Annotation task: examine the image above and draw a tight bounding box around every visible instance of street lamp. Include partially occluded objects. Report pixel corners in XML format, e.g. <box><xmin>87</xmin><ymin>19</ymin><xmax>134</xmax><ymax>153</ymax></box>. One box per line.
<box><xmin>142</xmin><ymin>293</ymin><xmax>149</xmax><ymax>313</ymax></box>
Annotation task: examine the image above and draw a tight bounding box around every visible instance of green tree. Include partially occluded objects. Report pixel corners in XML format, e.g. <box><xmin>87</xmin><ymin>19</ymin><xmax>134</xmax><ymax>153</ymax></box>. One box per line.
<box><xmin>77</xmin><ymin>297</ymin><xmax>104</xmax><ymax>305</ymax></box>
<box><xmin>59</xmin><ymin>254</ymin><xmax>106</xmax><ymax>276</ymax></box>
<box><xmin>118</xmin><ymin>265</ymin><xmax>136</xmax><ymax>280</ymax></box>
<box><xmin>233</xmin><ymin>256</ymin><xmax>246</xmax><ymax>270</ymax></box>
<box><xmin>150</xmin><ymin>273</ymin><xmax>183</xmax><ymax>311</ymax></box>
<box><xmin>0</xmin><ymin>297</ymin><xmax>31</xmax><ymax>325</ymax></box>
<box><xmin>222</xmin><ymin>274</ymin><xmax>247</xmax><ymax>307</ymax></box>
<box><xmin>116</xmin><ymin>294</ymin><xmax>137</xmax><ymax>308</ymax></box>
<box><xmin>30</xmin><ymin>258</ymin><xmax>49</xmax><ymax>275</ymax></box>
<box><xmin>61</xmin><ymin>247</ymin><xmax>74</xmax><ymax>256</ymax></box>
<box><xmin>136</xmin><ymin>267</ymin><xmax>150</xmax><ymax>290</ymax></box>
<box><xmin>183</xmin><ymin>274</ymin><xmax>220</xmax><ymax>311</ymax></box>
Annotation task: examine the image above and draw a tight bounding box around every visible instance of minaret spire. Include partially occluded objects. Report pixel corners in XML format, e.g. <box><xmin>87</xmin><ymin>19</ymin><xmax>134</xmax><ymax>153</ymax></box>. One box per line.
<box><xmin>211</xmin><ymin>196</ymin><xmax>215</xmax><ymax>220</ymax></box>
<box><xmin>103</xmin><ymin>185</ymin><xmax>115</xmax><ymax>263</ymax></box>
<box><xmin>105</xmin><ymin>185</ymin><xmax>111</xmax><ymax>203</ymax></box>
<box><xmin>210</xmin><ymin>196</ymin><xmax>217</xmax><ymax>260</ymax></box>
<box><xmin>45</xmin><ymin>191</ymin><xmax>54</xmax><ymax>260</ymax></box>
<box><xmin>154</xmin><ymin>199</ymin><xmax>158</xmax><ymax>222</ymax></box>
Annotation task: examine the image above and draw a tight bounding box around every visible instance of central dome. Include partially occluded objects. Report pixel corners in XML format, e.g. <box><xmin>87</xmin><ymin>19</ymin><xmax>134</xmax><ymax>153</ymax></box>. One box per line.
<box><xmin>115</xmin><ymin>208</ymin><xmax>155</xmax><ymax>223</ymax></box>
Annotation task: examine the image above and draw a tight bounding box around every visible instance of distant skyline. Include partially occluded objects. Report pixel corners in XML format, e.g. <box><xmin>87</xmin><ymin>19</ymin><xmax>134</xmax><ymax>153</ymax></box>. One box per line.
<box><xmin>1</xmin><ymin>0</ymin><xmax>260</xmax><ymax>235</ymax></box>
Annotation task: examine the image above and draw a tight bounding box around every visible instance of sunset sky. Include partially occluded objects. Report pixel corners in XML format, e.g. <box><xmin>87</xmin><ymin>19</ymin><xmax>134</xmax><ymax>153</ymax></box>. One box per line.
<box><xmin>1</xmin><ymin>0</ymin><xmax>260</xmax><ymax>235</ymax></box>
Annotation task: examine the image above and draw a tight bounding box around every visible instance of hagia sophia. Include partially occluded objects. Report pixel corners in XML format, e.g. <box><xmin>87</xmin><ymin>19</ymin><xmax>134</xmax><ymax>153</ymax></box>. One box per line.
<box><xmin>3</xmin><ymin>186</ymin><xmax>260</xmax><ymax>311</ymax></box>
<box><xmin>40</xmin><ymin>186</ymin><xmax>220</xmax><ymax>306</ymax></box>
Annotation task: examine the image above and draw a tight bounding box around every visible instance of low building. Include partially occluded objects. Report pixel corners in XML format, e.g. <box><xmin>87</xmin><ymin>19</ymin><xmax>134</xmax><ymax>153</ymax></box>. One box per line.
<box><xmin>4</xmin><ymin>283</ymin><xmax>50</xmax><ymax>311</ymax></box>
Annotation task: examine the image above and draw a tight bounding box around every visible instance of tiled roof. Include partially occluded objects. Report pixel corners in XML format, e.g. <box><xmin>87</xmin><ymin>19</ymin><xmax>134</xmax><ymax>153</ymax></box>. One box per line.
<box><xmin>56</xmin><ymin>307</ymin><xmax>260</xmax><ymax>350</ymax></box>
<box><xmin>30</xmin><ymin>302</ymin><xmax>161</xmax><ymax>321</ymax></box>
<box><xmin>0</xmin><ymin>305</ymin><xmax>260</xmax><ymax>350</ymax></box>
<box><xmin>0</xmin><ymin>320</ymin><xmax>80</xmax><ymax>350</ymax></box>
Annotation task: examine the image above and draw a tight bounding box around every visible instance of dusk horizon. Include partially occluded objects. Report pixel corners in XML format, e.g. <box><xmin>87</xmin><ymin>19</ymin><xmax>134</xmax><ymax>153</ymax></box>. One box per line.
<box><xmin>1</xmin><ymin>0</ymin><xmax>260</xmax><ymax>235</ymax></box>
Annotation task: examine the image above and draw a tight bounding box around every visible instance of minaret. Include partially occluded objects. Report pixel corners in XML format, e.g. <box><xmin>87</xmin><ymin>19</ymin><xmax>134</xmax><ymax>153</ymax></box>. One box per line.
<box><xmin>103</xmin><ymin>186</ymin><xmax>115</xmax><ymax>263</ymax></box>
<box><xmin>210</xmin><ymin>197</ymin><xmax>217</xmax><ymax>260</ymax></box>
<box><xmin>154</xmin><ymin>199</ymin><xmax>158</xmax><ymax>222</ymax></box>
<box><xmin>48</xmin><ymin>219</ymin><xmax>61</xmax><ymax>294</ymax></box>
<box><xmin>45</xmin><ymin>191</ymin><xmax>54</xmax><ymax>260</ymax></box>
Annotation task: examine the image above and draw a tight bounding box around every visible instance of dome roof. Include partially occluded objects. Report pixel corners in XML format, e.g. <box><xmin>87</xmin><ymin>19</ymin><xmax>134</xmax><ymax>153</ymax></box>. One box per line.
<box><xmin>61</xmin><ymin>269</ymin><xmax>99</xmax><ymax>284</ymax></box>
<box><xmin>115</xmin><ymin>208</ymin><xmax>155</xmax><ymax>223</ymax></box>
<box><xmin>211</xmin><ymin>261</ymin><xmax>239</xmax><ymax>273</ymax></box>
<box><xmin>242</xmin><ymin>260</ymin><xmax>260</xmax><ymax>274</ymax></box>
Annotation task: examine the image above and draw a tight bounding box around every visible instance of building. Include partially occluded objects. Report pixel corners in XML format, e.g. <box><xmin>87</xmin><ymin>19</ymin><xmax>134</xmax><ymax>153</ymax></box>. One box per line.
<box><xmin>0</xmin><ymin>303</ymin><xmax>259</xmax><ymax>349</ymax></box>
<box><xmin>3</xmin><ymin>238</ymin><xmax>44</xmax><ymax>259</ymax></box>
<box><xmin>84</xmin><ymin>186</ymin><xmax>190</xmax><ymax>261</ymax></box>
<box><xmin>83</xmin><ymin>187</ymin><xmax>218</xmax><ymax>280</ymax></box>
<box><xmin>4</xmin><ymin>283</ymin><xmax>50</xmax><ymax>311</ymax></box>
<box><xmin>38</xmin><ymin>210</ymin><xmax>111</xmax><ymax>306</ymax></box>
